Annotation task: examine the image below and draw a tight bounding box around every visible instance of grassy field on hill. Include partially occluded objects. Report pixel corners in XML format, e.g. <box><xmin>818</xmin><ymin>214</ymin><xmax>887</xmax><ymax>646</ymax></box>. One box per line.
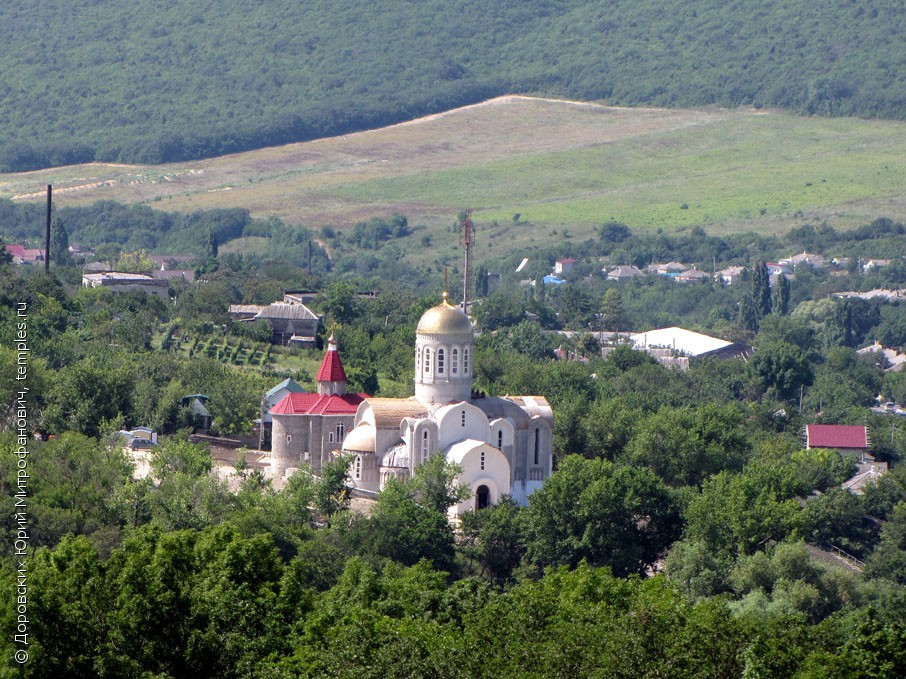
<box><xmin>4</xmin><ymin>96</ymin><xmax>906</xmax><ymax>266</ymax></box>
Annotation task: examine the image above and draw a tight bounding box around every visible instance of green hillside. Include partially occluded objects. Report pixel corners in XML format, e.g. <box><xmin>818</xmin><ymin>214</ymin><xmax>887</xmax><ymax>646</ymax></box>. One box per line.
<box><xmin>2</xmin><ymin>0</ymin><xmax>904</xmax><ymax>171</ymax></box>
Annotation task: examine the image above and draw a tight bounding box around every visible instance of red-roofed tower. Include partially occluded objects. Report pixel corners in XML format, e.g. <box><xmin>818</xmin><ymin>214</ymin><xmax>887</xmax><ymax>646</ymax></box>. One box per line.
<box><xmin>317</xmin><ymin>333</ymin><xmax>347</xmax><ymax>396</ymax></box>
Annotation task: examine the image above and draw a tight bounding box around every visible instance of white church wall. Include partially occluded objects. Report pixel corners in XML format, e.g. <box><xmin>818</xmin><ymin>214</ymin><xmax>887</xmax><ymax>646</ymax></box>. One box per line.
<box><xmin>446</xmin><ymin>441</ymin><xmax>510</xmax><ymax>515</ymax></box>
<box><xmin>435</xmin><ymin>402</ymin><xmax>491</xmax><ymax>449</ymax></box>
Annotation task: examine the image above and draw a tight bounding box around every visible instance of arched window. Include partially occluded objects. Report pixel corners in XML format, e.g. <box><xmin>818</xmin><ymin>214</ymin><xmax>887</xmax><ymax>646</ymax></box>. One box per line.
<box><xmin>533</xmin><ymin>429</ymin><xmax>540</xmax><ymax>465</ymax></box>
<box><xmin>328</xmin><ymin>432</ymin><xmax>334</xmax><ymax>443</ymax></box>
<box><xmin>437</xmin><ymin>348</ymin><xmax>445</xmax><ymax>374</ymax></box>
<box><xmin>424</xmin><ymin>347</ymin><xmax>431</xmax><ymax>373</ymax></box>
<box><xmin>451</xmin><ymin>348</ymin><xmax>459</xmax><ymax>374</ymax></box>
<box><xmin>463</xmin><ymin>348</ymin><xmax>470</xmax><ymax>374</ymax></box>
<box><xmin>416</xmin><ymin>347</ymin><xmax>422</xmax><ymax>375</ymax></box>
<box><xmin>336</xmin><ymin>423</ymin><xmax>345</xmax><ymax>440</ymax></box>
<box><xmin>354</xmin><ymin>455</ymin><xmax>362</xmax><ymax>480</ymax></box>
<box><xmin>497</xmin><ymin>430</ymin><xmax>503</xmax><ymax>449</ymax></box>
<box><xmin>421</xmin><ymin>430</ymin><xmax>429</xmax><ymax>464</ymax></box>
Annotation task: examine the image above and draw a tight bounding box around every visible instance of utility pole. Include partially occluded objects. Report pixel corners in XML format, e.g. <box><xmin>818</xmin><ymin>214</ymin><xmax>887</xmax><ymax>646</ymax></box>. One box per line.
<box><xmin>460</xmin><ymin>210</ymin><xmax>474</xmax><ymax>313</ymax></box>
<box><xmin>44</xmin><ymin>185</ymin><xmax>52</xmax><ymax>272</ymax></box>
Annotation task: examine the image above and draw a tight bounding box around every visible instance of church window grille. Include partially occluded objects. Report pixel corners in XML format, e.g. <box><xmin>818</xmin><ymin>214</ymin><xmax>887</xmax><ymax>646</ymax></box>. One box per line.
<box><xmin>463</xmin><ymin>348</ymin><xmax>470</xmax><ymax>374</ymax></box>
<box><xmin>354</xmin><ymin>456</ymin><xmax>362</xmax><ymax>480</ymax></box>
<box><xmin>497</xmin><ymin>430</ymin><xmax>503</xmax><ymax>449</ymax></box>
<box><xmin>461</xmin><ymin>410</ymin><xmax>466</xmax><ymax>427</ymax></box>
<box><xmin>437</xmin><ymin>348</ymin><xmax>445</xmax><ymax>374</ymax></box>
<box><xmin>337</xmin><ymin>423</ymin><xmax>345</xmax><ymax>440</ymax></box>
<box><xmin>424</xmin><ymin>348</ymin><xmax>431</xmax><ymax>373</ymax></box>
<box><xmin>422</xmin><ymin>430</ymin><xmax>429</xmax><ymax>463</ymax></box>
<box><xmin>480</xmin><ymin>450</ymin><xmax>486</xmax><ymax>470</ymax></box>
<box><xmin>533</xmin><ymin>429</ymin><xmax>540</xmax><ymax>465</ymax></box>
<box><xmin>416</xmin><ymin>347</ymin><xmax>422</xmax><ymax>375</ymax></box>
<box><xmin>452</xmin><ymin>348</ymin><xmax>459</xmax><ymax>374</ymax></box>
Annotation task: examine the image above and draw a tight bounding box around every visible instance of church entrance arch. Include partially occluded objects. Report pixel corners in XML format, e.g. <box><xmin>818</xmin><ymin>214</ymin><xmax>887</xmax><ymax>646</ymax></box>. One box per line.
<box><xmin>476</xmin><ymin>484</ymin><xmax>490</xmax><ymax>510</ymax></box>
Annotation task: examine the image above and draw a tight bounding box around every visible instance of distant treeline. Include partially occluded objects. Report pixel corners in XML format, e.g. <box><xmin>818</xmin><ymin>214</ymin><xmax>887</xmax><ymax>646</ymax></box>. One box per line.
<box><xmin>1</xmin><ymin>0</ymin><xmax>905</xmax><ymax>171</ymax></box>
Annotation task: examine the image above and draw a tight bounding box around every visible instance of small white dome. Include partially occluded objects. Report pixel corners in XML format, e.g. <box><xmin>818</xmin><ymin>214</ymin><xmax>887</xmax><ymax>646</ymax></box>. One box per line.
<box><xmin>342</xmin><ymin>425</ymin><xmax>375</xmax><ymax>453</ymax></box>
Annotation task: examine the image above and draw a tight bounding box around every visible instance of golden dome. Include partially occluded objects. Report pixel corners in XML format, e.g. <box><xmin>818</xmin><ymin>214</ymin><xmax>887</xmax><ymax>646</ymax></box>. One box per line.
<box><xmin>417</xmin><ymin>293</ymin><xmax>473</xmax><ymax>335</ymax></box>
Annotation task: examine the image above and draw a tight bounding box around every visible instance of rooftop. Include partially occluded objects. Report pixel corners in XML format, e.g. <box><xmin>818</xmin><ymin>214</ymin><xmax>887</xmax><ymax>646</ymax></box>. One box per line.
<box><xmin>806</xmin><ymin>424</ymin><xmax>869</xmax><ymax>450</ymax></box>
<box><xmin>629</xmin><ymin>327</ymin><xmax>732</xmax><ymax>357</ymax></box>
<box><xmin>271</xmin><ymin>392</ymin><xmax>367</xmax><ymax>416</ymax></box>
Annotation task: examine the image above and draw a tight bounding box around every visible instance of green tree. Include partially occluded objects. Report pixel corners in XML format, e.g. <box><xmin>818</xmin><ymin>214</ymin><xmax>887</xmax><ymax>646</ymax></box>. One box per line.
<box><xmin>313</xmin><ymin>455</ymin><xmax>352</xmax><ymax>523</ymax></box>
<box><xmin>314</xmin><ymin>281</ymin><xmax>361</xmax><ymax>326</ymax></box>
<box><xmin>864</xmin><ymin>502</ymin><xmax>906</xmax><ymax>585</ymax></box>
<box><xmin>349</xmin><ymin>477</ymin><xmax>457</xmax><ymax>572</ymax></box>
<box><xmin>622</xmin><ymin>403</ymin><xmax>749</xmax><ymax>487</ymax></box>
<box><xmin>752</xmin><ymin>260</ymin><xmax>771</xmax><ymax>318</ymax></box>
<box><xmin>772</xmin><ymin>272</ymin><xmax>790</xmax><ymax>315</ymax></box>
<box><xmin>600</xmin><ymin>287</ymin><xmax>628</xmax><ymax>331</ymax></box>
<box><xmin>459</xmin><ymin>496</ymin><xmax>525</xmax><ymax>583</ymax></box>
<box><xmin>408</xmin><ymin>453</ymin><xmax>470</xmax><ymax>515</ymax></box>
<box><xmin>524</xmin><ymin>456</ymin><xmax>681</xmax><ymax>576</ymax></box>
<box><xmin>475</xmin><ymin>264</ymin><xmax>489</xmax><ymax>297</ymax></box>
<box><xmin>685</xmin><ymin>462</ymin><xmax>807</xmax><ymax>558</ymax></box>
<box><xmin>50</xmin><ymin>218</ymin><xmax>72</xmax><ymax>266</ymax></box>
<box><xmin>150</xmin><ymin>436</ymin><xmax>212</xmax><ymax>479</ymax></box>
<box><xmin>738</xmin><ymin>294</ymin><xmax>759</xmax><ymax>332</ymax></box>
<box><xmin>746</xmin><ymin>339</ymin><xmax>813</xmax><ymax>402</ymax></box>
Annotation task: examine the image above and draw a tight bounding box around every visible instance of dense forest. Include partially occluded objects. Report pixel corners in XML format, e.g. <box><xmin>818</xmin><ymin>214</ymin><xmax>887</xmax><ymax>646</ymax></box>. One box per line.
<box><xmin>1</xmin><ymin>0</ymin><xmax>905</xmax><ymax>171</ymax></box>
<box><xmin>3</xmin><ymin>218</ymin><xmax>906</xmax><ymax>674</ymax></box>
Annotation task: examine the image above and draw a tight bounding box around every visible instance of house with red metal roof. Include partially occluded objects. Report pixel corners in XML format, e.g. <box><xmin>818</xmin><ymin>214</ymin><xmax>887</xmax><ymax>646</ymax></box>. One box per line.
<box><xmin>805</xmin><ymin>424</ymin><xmax>870</xmax><ymax>456</ymax></box>
<box><xmin>269</xmin><ymin>335</ymin><xmax>368</xmax><ymax>475</ymax></box>
<box><xmin>554</xmin><ymin>258</ymin><xmax>577</xmax><ymax>275</ymax></box>
<box><xmin>4</xmin><ymin>244</ymin><xmax>45</xmax><ymax>265</ymax></box>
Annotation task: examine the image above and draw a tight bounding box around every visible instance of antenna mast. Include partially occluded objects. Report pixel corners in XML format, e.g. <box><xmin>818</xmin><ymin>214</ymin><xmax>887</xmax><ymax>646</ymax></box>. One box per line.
<box><xmin>460</xmin><ymin>209</ymin><xmax>474</xmax><ymax>313</ymax></box>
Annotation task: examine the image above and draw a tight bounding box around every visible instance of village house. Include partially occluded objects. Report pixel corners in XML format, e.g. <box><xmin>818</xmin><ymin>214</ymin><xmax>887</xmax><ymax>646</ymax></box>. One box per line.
<box><xmin>554</xmin><ymin>258</ymin><xmax>577</xmax><ymax>275</ymax></box>
<box><xmin>4</xmin><ymin>244</ymin><xmax>45</xmax><ymax>265</ymax></box>
<box><xmin>647</xmin><ymin>261</ymin><xmax>687</xmax><ymax>276</ymax></box>
<box><xmin>782</xmin><ymin>252</ymin><xmax>825</xmax><ymax>268</ymax></box>
<box><xmin>716</xmin><ymin>265</ymin><xmax>746</xmax><ymax>285</ymax></box>
<box><xmin>674</xmin><ymin>267</ymin><xmax>709</xmax><ymax>284</ymax></box>
<box><xmin>856</xmin><ymin>342</ymin><xmax>906</xmax><ymax>372</ymax></box>
<box><xmin>606</xmin><ymin>265</ymin><xmax>646</xmax><ymax>282</ymax></box>
<box><xmin>228</xmin><ymin>299</ymin><xmax>320</xmax><ymax>346</ymax></box>
<box><xmin>863</xmin><ymin>259</ymin><xmax>891</xmax><ymax>272</ymax></box>
<box><xmin>81</xmin><ymin>272</ymin><xmax>169</xmax><ymax>298</ymax></box>
<box><xmin>805</xmin><ymin>424</ymin><xmax>870</xmax><ymax>458</ymax></box>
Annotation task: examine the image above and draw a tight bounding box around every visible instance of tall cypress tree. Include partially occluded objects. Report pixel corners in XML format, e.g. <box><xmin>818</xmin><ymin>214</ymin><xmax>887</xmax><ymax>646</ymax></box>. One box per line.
<box><xmin>752</xmin><ymin>260</ymin><xmax>771</xmax><ymax>318</ymax></box>
<box><xmin>738</xmin><ymin>295</ymin><xmax>759</xmax><ymax>332</ymax></box>
<box><xmin>772</xmin><ymin>273</ymin><xmax>790</xmax><ymax>315</ymax></box>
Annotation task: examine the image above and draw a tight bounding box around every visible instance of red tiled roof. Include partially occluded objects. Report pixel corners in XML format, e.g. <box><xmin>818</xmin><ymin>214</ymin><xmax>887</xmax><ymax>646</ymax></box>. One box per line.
<box><xmin>807</xmin><ymin>424</ymin><xmax>868</xmax><ymax>449</ymax></box>
<box><xmin>317</xmin><ymin>347</ymin><xmax>347</xmax><ymax>383</ymax></box>
<box><xmin>5</xmin><ymin>245</ymin><xmax>25</xmax><ymax>257</ymax></box>
<box><xmin>270</xmin><ymin>392</ymin><xmax>367</xmax><ymax>416</ymax></box>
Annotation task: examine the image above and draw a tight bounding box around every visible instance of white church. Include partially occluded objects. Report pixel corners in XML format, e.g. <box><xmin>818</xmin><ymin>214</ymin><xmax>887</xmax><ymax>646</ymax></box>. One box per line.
<box><xmin>340</xmin><ymin>292</ymin><xmax>554</xmax><ymax>516</ymax></box>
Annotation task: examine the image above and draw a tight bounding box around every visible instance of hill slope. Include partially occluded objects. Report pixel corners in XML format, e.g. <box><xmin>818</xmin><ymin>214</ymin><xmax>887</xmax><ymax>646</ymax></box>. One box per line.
<box><xmin>5</xmin><ymin>96</ymin><xmax>906</xmax><ymax>267</ymax></box>
<box><xmin>1</xmin><ymin>0</ymin><xmax>904</xmax><ymax>171</ymax></box>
